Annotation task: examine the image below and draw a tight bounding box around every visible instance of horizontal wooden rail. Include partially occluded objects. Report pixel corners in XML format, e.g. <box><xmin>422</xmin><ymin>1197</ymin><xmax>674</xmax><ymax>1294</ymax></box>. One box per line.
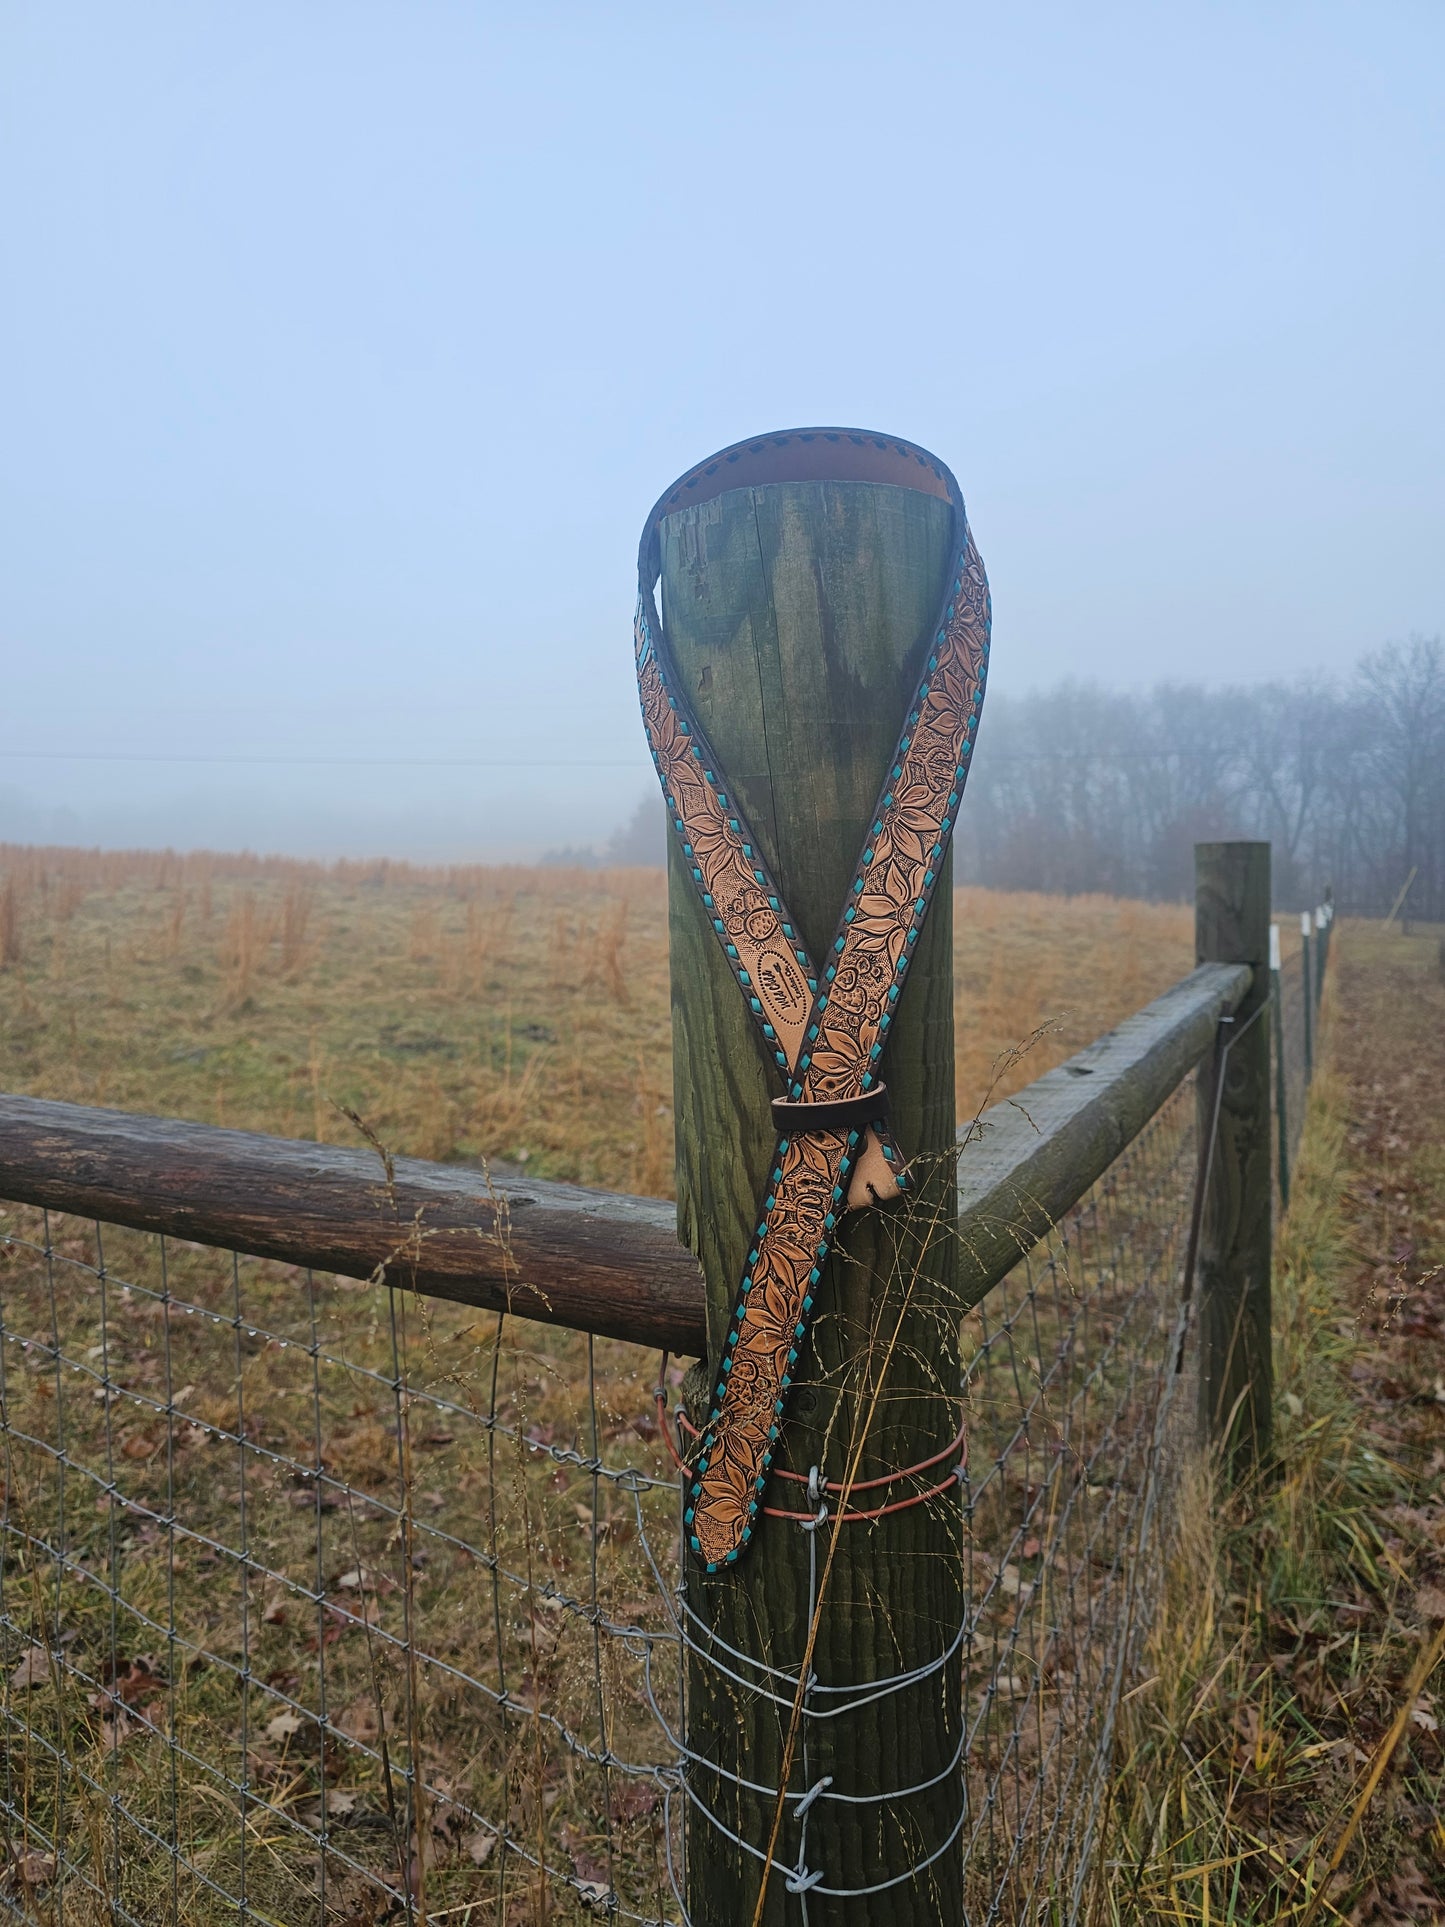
<box><xmin>0</xmin><ymin>1103</ymin><xmax>702</xmax><ymax>1352</ymax></box>
<box><xmin>953</xmin><ymin>959</ymin><xmax>1251</xmax><ymax>1307</ymax></box>
<box><xmin>0</xmin><ymin>962</ymin><xmax>1248</xmax><ymax>1356</ymax></box>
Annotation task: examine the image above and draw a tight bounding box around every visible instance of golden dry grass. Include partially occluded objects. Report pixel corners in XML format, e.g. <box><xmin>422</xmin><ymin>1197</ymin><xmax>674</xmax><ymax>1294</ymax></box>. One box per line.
<box><xmin>0</xmin><ymin>845</ymin><xmax>1201</xmax><ymax>1186</ymax></box>
<box><xmin>6</xmin><ymin>843</ymin><xmax>1373</xmax><ymax>1924</ymax></box>
<box><xmin>0</xmin><ymin>843</ymin><xmax>1207</xmax><ymax>1921</ymax></box>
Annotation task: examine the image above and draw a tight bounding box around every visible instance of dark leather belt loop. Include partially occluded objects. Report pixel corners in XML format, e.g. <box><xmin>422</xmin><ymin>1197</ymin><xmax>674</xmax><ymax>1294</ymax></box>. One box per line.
<box><xmin>771</xmin><ymin>1084</ymin><xmax>890</xmax><ymax>1133</ymax></box>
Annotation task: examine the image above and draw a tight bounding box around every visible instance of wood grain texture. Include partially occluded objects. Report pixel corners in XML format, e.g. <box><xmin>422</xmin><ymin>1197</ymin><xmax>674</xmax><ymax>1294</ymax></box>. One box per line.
<box><xmin>1194</xmin><ymin>842</ymin><xmax>1273</xmax><ymax>1472</ymax></box>
<box><xmin>661</xmin><ymin>479</ymin><xmax>963</xmax><ymax>1925</ymax></box>
<box><xmin>0</xmin><ymin>1094</ymin><xmax>704</xmax><ymax>1350</ymax></box>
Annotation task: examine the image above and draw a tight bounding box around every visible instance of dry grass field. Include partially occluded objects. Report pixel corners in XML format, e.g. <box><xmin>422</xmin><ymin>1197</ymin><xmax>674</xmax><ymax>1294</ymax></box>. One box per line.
<box><xmin>0</xmin><ymin>844</ymin><xmax>1200</xmax><ymax>1186</ymax></box>
<box><xmin>0</xmin><ymin>845</ymin><xmax>1207</xmax><ymax>1923</ymax></box>
<box><xmin>12</xmin><ymin>846</ymin><xmax>1418</xmax><ymax>1925</ymax></box>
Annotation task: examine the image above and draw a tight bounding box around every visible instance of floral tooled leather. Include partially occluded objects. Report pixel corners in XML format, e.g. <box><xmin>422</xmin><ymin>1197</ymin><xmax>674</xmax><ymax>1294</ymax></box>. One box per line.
<box><xmin>634</xmin><ymin>433</ymin><xmax>990</xmax><ymax>1570</ymax></box>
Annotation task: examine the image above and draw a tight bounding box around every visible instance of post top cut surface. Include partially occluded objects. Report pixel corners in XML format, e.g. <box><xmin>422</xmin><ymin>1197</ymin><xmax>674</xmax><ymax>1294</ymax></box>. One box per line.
<box><xmin>640</xmin><ymin>425</ymin><xmax>956</xmax><ymax>580</ymax></box>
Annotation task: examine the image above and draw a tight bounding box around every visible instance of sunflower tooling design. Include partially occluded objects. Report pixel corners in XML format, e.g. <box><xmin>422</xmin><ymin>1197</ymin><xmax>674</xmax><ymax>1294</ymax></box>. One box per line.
<box><xmin>634</xmin><ymin>429</ymin><xmax>991</xmax><ymax>1570</ymax></box>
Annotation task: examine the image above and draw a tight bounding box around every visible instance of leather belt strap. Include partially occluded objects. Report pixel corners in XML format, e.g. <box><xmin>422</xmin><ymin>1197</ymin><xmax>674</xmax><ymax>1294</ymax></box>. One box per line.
<box><xmin>634</xmin><ymin>427</ymin><xmax>991</xmax><ymax>1570</ymax></box>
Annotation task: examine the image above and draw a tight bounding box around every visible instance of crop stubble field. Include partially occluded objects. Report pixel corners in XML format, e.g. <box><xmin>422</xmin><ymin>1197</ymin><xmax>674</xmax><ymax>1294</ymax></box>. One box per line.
<box><xmin>0</xmin><ymin>845</ymin><xmax>1213</xmax><ymax>1922</ymax></box>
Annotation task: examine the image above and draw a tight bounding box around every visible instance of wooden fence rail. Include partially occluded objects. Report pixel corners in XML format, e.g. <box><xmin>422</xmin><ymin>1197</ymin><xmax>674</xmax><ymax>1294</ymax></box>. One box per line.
<box><xmin>0</xmin><ymin>959</ymin><xmax>1248</xmax><ymax>1358</ymax></box>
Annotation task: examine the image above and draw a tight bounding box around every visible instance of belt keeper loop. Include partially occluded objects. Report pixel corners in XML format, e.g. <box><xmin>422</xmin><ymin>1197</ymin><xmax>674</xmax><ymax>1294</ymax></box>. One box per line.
<box><xmin>771</xmin><ymin>1083</ymin><xmax>890</xmax><ymax>1133</ymax></box>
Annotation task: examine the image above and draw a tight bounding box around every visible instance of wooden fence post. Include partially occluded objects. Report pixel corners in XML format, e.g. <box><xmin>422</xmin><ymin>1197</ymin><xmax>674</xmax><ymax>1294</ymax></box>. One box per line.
<box><xmin>1383</xmin><ymin>865</ymin><xmax>1417</xmax><ymax>932</ymax></box>
<box><xmin>1195</xmin><ymin>842</ymin><xmax>1273</xmax><ymax>1474</ymax></box>
<box><xmin>662</xmin><ymin>474</ymin><xmax>963</xmax><ymax>1922</ymax></box>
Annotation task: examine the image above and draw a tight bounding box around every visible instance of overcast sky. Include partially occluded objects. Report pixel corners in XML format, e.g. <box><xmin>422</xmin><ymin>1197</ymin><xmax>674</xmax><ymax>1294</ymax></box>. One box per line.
<box><xmin>2</xmin><ymin>2</ymin><xmax>1441</xmax><ymax>860</ymax></box>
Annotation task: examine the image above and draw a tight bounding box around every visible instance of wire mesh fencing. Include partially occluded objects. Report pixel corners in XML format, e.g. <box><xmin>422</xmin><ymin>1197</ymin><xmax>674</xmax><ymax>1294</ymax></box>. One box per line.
<box><xmin>0</xmin><ymin>1077</ymin><xmax>1207</xmax><ymax>1925</ymax></box>
<box><xmin>0</xmin><ymin>1210</ymin><xmax>685</xmax><ymax>1925</ymax></box>
<box><xmin>1275</xmin><ymin>947</ymin><xmax>1308</xmax><ymax>1184</ymax></box>
<box><xmin>953</xmin><ymin>1075</ymin><xmax>1198</xmax><ymax>1921</ymax></box>
<box><xmin>0</xmin><ymin>926</ymin><xmax>1329</xmax><ymax>1924</ymax></box>
<box><xmin>1273</xmin><ymin>911</ymin><xmax>1330</xmax><ymax>1210</ymax></box>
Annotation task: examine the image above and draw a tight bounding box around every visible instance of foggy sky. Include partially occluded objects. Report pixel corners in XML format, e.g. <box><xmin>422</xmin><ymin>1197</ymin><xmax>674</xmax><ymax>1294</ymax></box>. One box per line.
<box><xmin>2</xmin><ymin>2</ymin><xmax>1441</xmax><ymax>860</ymax></box>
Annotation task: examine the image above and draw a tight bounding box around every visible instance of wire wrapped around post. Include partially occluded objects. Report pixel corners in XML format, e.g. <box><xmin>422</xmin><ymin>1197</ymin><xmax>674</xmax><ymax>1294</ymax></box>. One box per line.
<box><xmin>639</xmin><ymin>429</ymin><xmax>987</xmax><ymax>1925</ymax></box>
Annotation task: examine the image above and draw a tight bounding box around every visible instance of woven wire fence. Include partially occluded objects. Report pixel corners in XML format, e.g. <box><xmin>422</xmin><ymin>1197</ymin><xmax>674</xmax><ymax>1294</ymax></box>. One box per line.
<box><xmin>1273</xmin><ymin>913</ymin><xmax>1330</xmax><ymax>1212</ymax></box>
<box><xmin>1275</xmin><ymin>950</ymin><xmax>1309</xmax><ymax>1187</ymax></box>
<box><xmin>0</xmin><ymin>1216</ymin><xmax>684</xmax><ymax>1925</ymax></box>
<box><xmin>0</xmin><ymin>975</ymin><xmax>1326</xmax><ymax>1923</ymax></box>
<box><xmin>953</xmin><ymin>1075</ymin><xmax>1197</xmax><ymax>1921</ymax></box>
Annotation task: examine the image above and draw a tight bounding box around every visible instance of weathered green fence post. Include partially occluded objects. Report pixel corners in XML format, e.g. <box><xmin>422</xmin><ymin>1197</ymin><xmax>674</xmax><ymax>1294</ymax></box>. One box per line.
<box><xmin>1195</xmin><ymin>842</ymin><xmax>1273</xmax><ymax>1474</ymax></box>
<box><xmin>1300</xmin><ymin>910</ymin><xmax>1315</xmax><ymax>1082</ymax></box>
<box><xmin>1269</xmin><ymin>922</ymin><xmax>1289</xmax><ymax>1210</ymax></box>
<box><xmin>660</xmin><ymin>445</ymin><xmax>965</xmax><ymax>1923</ymax></box>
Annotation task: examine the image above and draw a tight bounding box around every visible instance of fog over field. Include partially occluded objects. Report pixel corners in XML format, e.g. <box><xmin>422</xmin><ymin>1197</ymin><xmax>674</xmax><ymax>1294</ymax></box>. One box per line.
<box><xmin>2</xmin><ymin>4</ymin><xmax>1441</xmax><ymax>871</ymax></box>
<box><xmin>4</xmin><ymin>14</ymin><xmax>1444</xmax><ymax>1926</ymax></box>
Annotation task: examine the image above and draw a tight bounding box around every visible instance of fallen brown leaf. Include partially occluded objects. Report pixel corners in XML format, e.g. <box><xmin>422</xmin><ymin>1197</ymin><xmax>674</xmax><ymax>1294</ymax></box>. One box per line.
<box><xmin>9</xmin><ymin>1645</ymin><xmax>51</xmax><ymax>1690</ymax></box>
<box><xmin>96</xmin><ymin>1708</ymin><xmax>136</xmax><ymax>1748</ymax></box>
<box><xmin>9</xmin><ymin>1850</ymin><xmax>55</xmax><ymax>1889</ymax></box>
<box><xmin>335</xmin><ymin>1697</ymin><xmax>380</xmax><ymax>1745</ymax></box>
<box><xmin>611</xmin><ymin>1779</ymin><xmax>659</xmax><ymax>1822</ymax></box>
<box><xmin>107</xmin><ymin>1655</ymin><xmax>167</xmax><ymax>1706</ymax></box>
<box><xmin>288</xmin><ymin>1484</ymin><xmax>340</xmax><ymax>1512</ymax></box>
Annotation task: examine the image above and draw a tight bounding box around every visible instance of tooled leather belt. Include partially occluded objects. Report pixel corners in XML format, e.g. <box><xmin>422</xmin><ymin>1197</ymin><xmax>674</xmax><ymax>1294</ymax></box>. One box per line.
<box><xmin>634</xmin><ymin>428</ymin><xmax>990</xmax><ymax>1571</ymax></box>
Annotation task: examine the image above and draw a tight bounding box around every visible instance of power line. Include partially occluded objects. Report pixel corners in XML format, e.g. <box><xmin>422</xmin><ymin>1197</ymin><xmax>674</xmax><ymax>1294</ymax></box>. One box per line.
<box><xmin>1</xmin><ymin>746</ymin><xmax>1285</xmax><ymax>771</ymax></box>
<box><xmin>0</xmin><ymin>750</ymin><xmax>644</xmax><ymax>769</ymax></box>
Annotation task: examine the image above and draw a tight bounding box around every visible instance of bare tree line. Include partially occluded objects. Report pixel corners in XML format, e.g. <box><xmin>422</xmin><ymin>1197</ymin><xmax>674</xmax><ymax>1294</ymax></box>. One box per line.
<box><xmin>583</xmin><ymin>635</ymin><xmax>1443</xmax><ymax>919</ymax></box>
<box><xmin>955</xmin><ymin>635</ymin><xmax>1443</xmax><ymax>915</ymax></box>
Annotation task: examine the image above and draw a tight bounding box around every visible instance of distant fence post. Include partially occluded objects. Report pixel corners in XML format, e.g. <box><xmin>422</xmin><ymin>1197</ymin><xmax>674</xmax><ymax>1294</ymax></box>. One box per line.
<box><xmin>659</xmin><ymin>454</ymin><xmax>964</xmax><ymax>1922</ymax></box>
<box><xmin>1384</xmin><ymin>865</ymin><xmax>1416</xmax><ymax>932</ymax></box>
<box><xmin>1269</xmin><ymin>922</ymin><xmax>1289</xmax><ymax>1210</ymax></box>
<box><xmin>1300</xmin><ymin>910</ymin><xmax>1315</xmax><ymax>1082</ymax></box>
<box><xmin>1195</xmin><ymin>842</ymin><xmax>1273</xmax><ymax>1474</ymax></box>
